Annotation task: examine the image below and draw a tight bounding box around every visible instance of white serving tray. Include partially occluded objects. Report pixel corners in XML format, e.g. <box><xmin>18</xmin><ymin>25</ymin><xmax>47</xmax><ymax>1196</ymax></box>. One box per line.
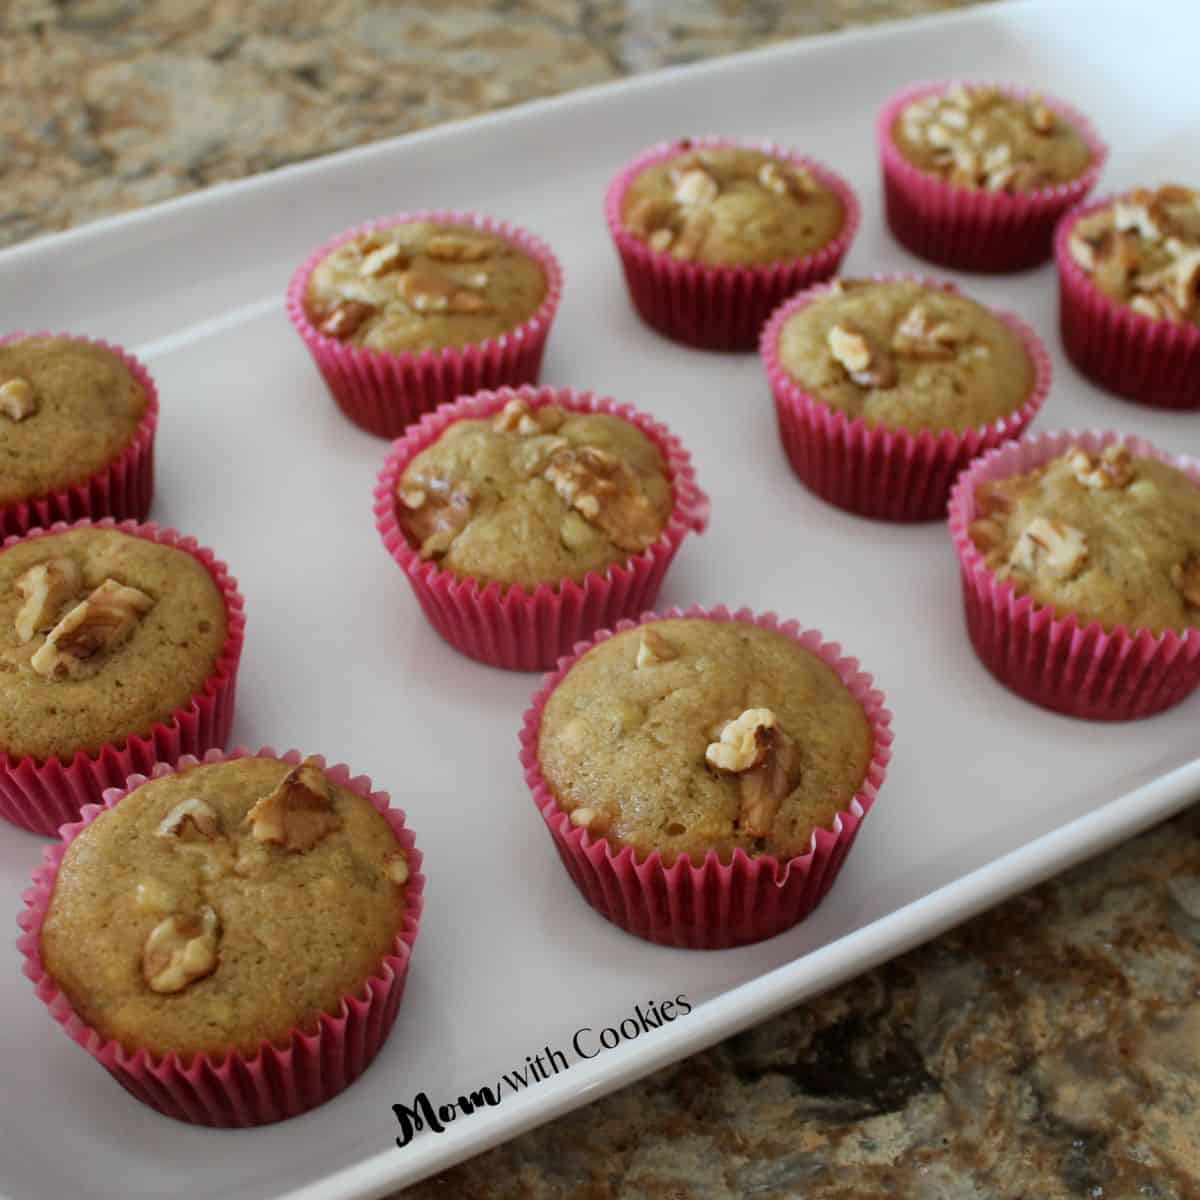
<box><xmin>2</xmin><ymin>1</ymin><xmax>1198</xmax><ymax>1196</ymax></box>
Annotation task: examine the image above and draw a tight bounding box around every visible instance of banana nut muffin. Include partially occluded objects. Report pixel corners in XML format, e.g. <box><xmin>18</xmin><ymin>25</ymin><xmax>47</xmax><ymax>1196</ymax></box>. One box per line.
<box><xmin>0</xmin><ymin>337</ymin><xmax>149</xmax><ymax>507</ymax></box>
<box><xmin>303</xmin><ymin>221</ymin><xmax>547</xmax><ymax>353</ymax></box>
<box><xmin>620</xmin><ymin>145</ymin><xmax>844</xmax><ymax>267</ymax></box>
<box><xmin>1066</xmin><ymin>185</ymin><xmax>1200</xmax><ymax>327</ymax></box>
<box><xmin>0</xmin><ymin>527</ymin><xmax>227</xmax><ymax>761</ymax></box>
<box><xmin>395</xmin><ymin>395</ymin><xmax>673</xmax><ymax>588</ymax></box>
<box><xmin>893</xmin><ymin>84</ymin><xmax>1092</xmax><ymax>193</ymax></box>
<box><xmin>968</xmin><ymin>443</ymin><xmax>1200</xmax><ymax>633</ymax></box>
<box><xmin>39</xmin><ymin>755</ymin><xmax>412</xmax><ymax>1058</ymax></box>
<box><xmin>537</xmin><ymin>618</ymin><xmax>873</xmax><ymax>864</ymax></box>
<box><xmin>776</xmin><ymin>278</ymin><xmax>1033</xmax><ymax>433</ymax></box>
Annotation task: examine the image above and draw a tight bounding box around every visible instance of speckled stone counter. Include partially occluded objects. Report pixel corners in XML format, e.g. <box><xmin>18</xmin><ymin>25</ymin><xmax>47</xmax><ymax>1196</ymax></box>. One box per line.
<box><xmin>7</xmin><ymin>3</ymin><xmax>1200</xmax><ymax>1197</ymax></box>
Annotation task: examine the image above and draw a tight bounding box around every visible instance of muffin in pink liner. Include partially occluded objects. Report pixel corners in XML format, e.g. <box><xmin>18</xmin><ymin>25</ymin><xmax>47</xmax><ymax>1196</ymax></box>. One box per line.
<box><xmin>286</xmin><ymin>209</ymin><xmax>564</xmax><ymax>438</ymax></box>
<box><xmin>373</xmin><ymin>384</ymin><xmax>709</xmax><ymax>672</ymax></box>
<box><xmin>760</xmin><ymin>275</ymin><xmax>1052</xmax><ymax>522</ymax></box>
<box><xmin>0</xmin><ymin>518</ymin><xmax>245</xmax><ymax>835</ymax></box>
<box><xmin>0</xmin><ymin>333</ymin><xmax>158</xmax><ymax>539</ymax></box>
<box><xmin>948</xmin><ymin>430</ymin><xmax>1200</xmax><ymax>720</ymax></box>
<box><xmin>878</xmin><ymin>82</ymin><xmax>1107</xmax><ymax>272</ymax></box>
<box><xmin>521</xmin><ymin>606</ymin><xmax>893</xmax><ymax>950</ymax></box>
<box><xmin>1055</xmin><ymin>193</ymin><xmax>1200</xmax><ymax>410</ymax></box>
<box><xmin>16</xmin><ymin>747</ymin><xmax>424</xmax><ymax>1127</ymax></box>
<box><xmin>604</xmin><ymin>136</ymin><xmax>860</xmax><ymax>352</ymax></box>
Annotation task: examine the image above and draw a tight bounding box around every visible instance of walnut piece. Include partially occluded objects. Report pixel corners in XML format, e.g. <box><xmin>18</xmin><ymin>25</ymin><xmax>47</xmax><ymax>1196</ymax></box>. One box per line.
<box><xmin>491</xmin><ymin>397</ymin><xmax>566</xmax><ymax>436</ymax></box>
<box><xmin>757</xmin><ymin>160</ymin><xmax>815</xmax><ymax>199</ymax></box>
<box><xmin>671</xmin><ymin>208</ymin><xmax>713</xmax><ymax>262</ymax></box>
<box><xmin>142</xmin><ymin>906</ymin><xmax>220</xmax><ymax>995</ymax></box>
<box><xmin>13</xmin><ymin>558</ymin><xmax>82</xmax><ymax>643</ymax></box>
<box><xmin>0</xmin><ymin>377</ymin><xmax>37</xmax><ymax>422</ymax></box>
<box><xmin>398</xmin><ymin>476</ymin><xmax>477</xmax><ymax>559</ymax></box>
<box><xmin>625</xmin><ymin>195</ymin><xmax>675</xmax><ymax>240</ymax></box>
<box><xmin>1029</xmin><ymin>101</ymin><xmax>1056</xmax><ymax>134</ymax></box>
<box><xmin>674</xmin><ymin>167</ymin><xmax>719</xmax><ymax>207</ymax></box>
<box><xmin>827</xmin><ymin>323</ymin><xmax>898</xmax><ymax>388</ymax></box>
<box><xmin>1171</xmin><ymin>557</ymin><xmax>1200</xmax><ymax>608</ymax></box>
<box><xmin>705</xmin><ymin>708</ymin><xmax>777</xmax><ymax>774</ymax></box>
<box><xmin>1010</xmin><ymin>517</ymin><xmax>1089</xmax><ymax>581</ymax></box>
<box><xmin>1067</xmin><ymin>445</ymin><xmax>1135</xmax><ymax>490</ymax></box>
<box><xmin>246</xmin><ymin>756</ymin><xmax>341</xmax><ymax>853</ymax></box>
<box><xmin>543</xmin><ymin>446</ymin><xmax>661</xmax><ymax>553</ymax></box>
<box><xmin>401</xmin><ymin>271</ymin><xmax>495</xmax><ymax>315</ymax></box>
<box><xmin>30</xmin><ymin>578</ymin><xmax>154</xmax><ymax>681</ymax></box>
<box><xmin>891</xmin><ymin>304</ymin><xmax>968</xmax><ymax>359</ymax></box>
<box><xmin>360</xmin><ymin>242</ymin><xmax>409</xmax><ymax>277</ymax></box>
<box><xmin>319</xmin><ymin>300</ymin><xmax>377</xmax><ymax>340</ymax></box>
<box><xmin>635</xmin><ymin>627</ymin><xmax>678</xmax><ymax>669</ymax></box>
<box><xmin>157</xmin><ymin>797</ymin><xmax>222</xmax><ymax>841</ymax></box>
<box><xmin>705</xmin><ymin>708</ymin><xmax>794</xmax><ymax>837</ymax></box>
<box><xmin>385</xmin><ymin>851</ymin><xmax>410</xmax><ymax>886</ymax></box>
<box><xmin>425</xmin><ymin>234</ymin><xmax>493</xmax><ymax>262</ymax></box>
<box><xmin>1140</xmin><ymin>249</ymin><xmax>1200</xmax><ymax>315</ymax></box>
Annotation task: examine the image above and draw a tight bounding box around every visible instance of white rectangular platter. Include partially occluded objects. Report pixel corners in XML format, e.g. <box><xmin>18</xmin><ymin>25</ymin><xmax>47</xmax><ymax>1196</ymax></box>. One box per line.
<box><xmin>2</xmin><ymin>1</ymin><xmax>1198</xmax><ymax>1196</ymax></box>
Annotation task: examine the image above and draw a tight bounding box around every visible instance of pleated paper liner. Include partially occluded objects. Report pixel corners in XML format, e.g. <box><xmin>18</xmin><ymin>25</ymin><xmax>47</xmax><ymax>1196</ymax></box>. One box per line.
<box><xmin>16</xmin><ymin>747</ymin><xmax>424</xmax><ymax>1127</ymax></box>
<box><xmin>760</xmin><ymin>274</ymin><xmax>1052</xmax><ymax>522</ymax></box>
<box><xmin>374</xmin><ymin>384</ymin><xmax>710</xmax><ymax>672</ymax></box>
<box><xmin>948</xmin><ymin>429</ymin><xmax>1200</xmax><ymax>720</ymax></box>
<box><xmin>877</xmin><ymin>81</ymin><xmax>1107</xmax><ymax>272</ymax></box>
<box><xmin>0</xmin><ymin>333</ymin><xmax>158</xmax><ymax>539</ymax></box>
<box><xmin>0</xmin><ymin>519</ymin><xmax>246</xmax><ymax>835</ymax></box>
<box><xmin>604</xmin><ymin>136</ymin><xmax>861</xmax><ymax>352</ymax></box>
<box><xmin>286</xmin><ymin>209</ymin><xmax>564</xmax><ymax>438</ymax></box>
<box><xmin>1055</xmin><ymin>195</ymin><xmax>1200</xmax><ymax>410</ymax></box>
<box><xmin>520</xmin><ymin>605</ymin><xmax>894</xmax><ymax>949</ymax></box>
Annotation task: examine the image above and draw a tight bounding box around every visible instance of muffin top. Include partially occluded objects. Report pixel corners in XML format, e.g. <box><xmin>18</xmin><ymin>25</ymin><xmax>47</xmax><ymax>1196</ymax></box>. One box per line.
<box><xmin>968</xmin><ymin>445</ymin><xmax>1200</xmax><ymax>634</ymax></box>
<box><xmin>620</xmin><ymin>145</ymin><xmax>844</xmax><ymax>267</ymax></box>
<box><xmin>0</xmin><ymin>528</ymin><xmax>228</xmax><ymax>760</ymax></box>
<box><xmin>303</xmin><ymin>220</ymin><xmax>547</xmax><ymax>353</ymax></box>
<box><xmin>0</xmin><ymin>337</ymin><xmax>149</xmax><ymax>507</ymax></box>
<box><xmin>396</xmin><ymin>396</ymin><xmax>673</xmax><ymax>589</ymax></box>
<box><xmin>39</xmin><ymin>756</ymin><xmax>411</xmax><ymax>1059</ymax></box>
<box><xmin>538</xmin><ymin>618</ymin><xmax>873</xmax><ymax>864</ymax></box>
<box><xmin>1066</xmin><ymin>185</ymin><xmax>1200</xmax><ymax>327</ymax></box>
<box><xmin>893</xmin><ymin>84</ymin><xmax>1092</xmax><ymax>193</ymax></box>
<box><xmin>775</xmin><ymin>279</ymin><xmax>1034</xmax><ymax>433</ymax></box>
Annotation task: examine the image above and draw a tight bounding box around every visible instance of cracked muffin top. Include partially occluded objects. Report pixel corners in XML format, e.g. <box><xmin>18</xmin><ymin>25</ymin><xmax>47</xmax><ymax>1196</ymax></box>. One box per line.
<box><xmin>892</xmin><ymin>84</ymin><xmax>1093</xmax><ymax>193</ymax></box>
<box><xmin>775</xmin><ymin>278</ymin><xmax>1034</xmax><ymax>433</ymax></box>
<box><xmin>395</xmin><ymin>395</ymin><xmax>673</xmax><ymax>589</ymax></box>
<box><xmin>0</xmin><ymin>337</ymin><xmax>149</xmax><ymax>507</ymax></box>
<box><xmin>39</xmin><ymin>756</ymin><xmax>411</xmax><ymax>1059</ymax></box>
<box><xmin>619</xmin><ymin>144</ymin><xmax>845</xmax><ymax>267</ymax></box>
<box><xmin>303</xmin><ymin>220</ymin><xmax>547</xmax><ymax>353</ymax></box>
<box><xmin>537</xmin><ymin>618</ymin><xmax>873</xmax><ymax>865</ymax></box>
<box><xmin>968</xmin><ymin>444</ymin><xmax>1200</xmax><ymax>634</ymax></box>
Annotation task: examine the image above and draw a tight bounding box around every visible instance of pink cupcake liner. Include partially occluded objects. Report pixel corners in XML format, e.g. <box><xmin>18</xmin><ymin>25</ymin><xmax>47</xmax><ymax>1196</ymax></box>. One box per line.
<box><xmin>374</xmin><ymin>384</ymin><xmax>710</xmax><ymax>672</ymax></box>
<box><xmin>948</xmin><ymin>430</ymin><xmax>1200</xmax><ymax>720</ymax></box>
<box><xmin>0</xmin><ymin>518</ymin><xmax>246</xmax><ymax>835</ymax></box>
<box><xmin>760</xmin><ymin>274</ymin><xmax>1052</xmax><ymax>522</ymax></box>
<box><xmin>16</xmin><ymin>746</ymin><xmax>424</xmax><ymax>1127</ymax></box>
<box><xmin>878</xmin><ymin>82</ymin><xmax>1107</xmax><ymax>273</ymax></box>
<box><xmin>0</xmin><ymin>333</ymin><xmax>158</xmax><ymax>539</ymax></box>
<box><xmin>286</xmin><ymin>209</ymin><xmax>564</xmax><ymax>438</ymax></box>
<box><xmin>604</xmin><ymin>136</ymin><xmax>861</xmax><ymax>352</ymax></box>
<box><xmin>520</xmin><ymin>605</ymin><xmax>893</xmax><ymax>949</ymax></box>
<box><xmin>1055</xmin><ymin>196</ymin><xmax>1200</xmax><ymax>410</ymax></box>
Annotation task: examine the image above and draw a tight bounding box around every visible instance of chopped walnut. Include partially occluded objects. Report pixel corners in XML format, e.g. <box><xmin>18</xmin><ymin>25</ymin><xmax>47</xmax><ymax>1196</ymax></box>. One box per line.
<box><xmin>13</xmin><ymin>558</ymin><xmax>81</xmax><ymax>643</ymax></box>
<box><xmin>399</xmin><ymin>476</ymin><xmax>477</xmax><ymax>559</ymax></box>
<box><xmin>1010</xmin><ymin>517</ymin><xmax>1089</xmax><ymax>581</ymax></box>
<box><xmin>401</xmin><ymin>271</ymin><xmax>495</xmax><ymax>316</ymax></box>
<box><xmin>134</xmin><ymin>878</ymin><xmax>178</xmax><ymax>914</ymax></box>
<box><xmin>142</xmin><ymin>906</ymin><xmax>220</xmax><ymax>995</ymax></box>
<box><xmin>543</xmin><ymin>446</ymin><xmax>661</xmax><ymax>553</ymax></box>
<box><xmin>491</xmin><ymin>397</ymin><xmax>566</xmax><ymax>436</ymax></box>
<box><xmin>647</xmin><ymin>228</ymin><xmax>674</xmax><ymax>252</ymax></box>
<box><xmin>385</xmin><ymin>852</ymin><xmax>410</xmax><ymax>886</ymax></box>
<box><xmin>968</xmin><ymin>517</ymin><xmax>1005</xmax><ymax>554</ymax></box>
<box><xmin>705</xmin><ymin>708</ymin><xmax>777</xmax><ymax>774</ymax></box>
<box><xmin>30</xmin><ymin>578</ymin><xmax>154</xmax><ymax>681</ymax></box>
<box><xmin>1139</xmin><ymin>249</ymin><xmax>1200</xmax><ymax>315</ymax></box>
<box><xmin>1067</xmin><ymin>445</ymin><xmax>1135</xmax><ymax>490</ymax></box>
<box><xmin>425</xmin><ymin>234</ymin><xmax>493</xmax><ymax>262</ymax></box>
<box><xmin>319</xmin><ymin>300</ymin><xmax>377</xmax><ymax>340</ymax></box>
<box><xmin>757</xmin><ymin>160</ymin><xmax>815</xmax><ymax>199</ymax></box>
<box><xmin>1029</xmin><ymin>101</ymin><xmax>1056</xmax><ymax>134</ymax></box>
<box><xmin>705</xmin><ymin>708</ymin><xmax>793</xmax><ymax>837</ymax></box>
<box><xmin>625</xmin><ymin>195</ymin><xmax>675</xmax><ymax>240</ymax></box>
<box><xmin>891</xmin><ymin>305</ymin><xmax>968</xmax><ymax>359</ymax></box>
<box><xmin>157</xmin><ymin>797</ymin><xmax>222</xmax><ymax>841</ymax></box>
<box><xmin>635</xmin><ymin>627</ymin><xmax>678</xmax><ymax>669</ymax></box>
<box><xmin>827</xmin><ymin>323</ymin><xmax>897</xmax><ymax>388</ymax></box>
<box><xmin>360</xmin><ymin>242</ymin><xmax>409</xmax><ymax>278</ymax></box>
<box><xmin>1113</xmin><ymin>195</ymin><xmax>1165</xmax><ymax>242</ymax></box>
<box><xmin>674</xmin><ymin>167</ymin><xmax>719</xmax><ymax>207</ymax></box>
<box><xmin>246</xmin><ymin>756</ymin><xmax>341</xmax><ymax>853</ymax></box>
<box><xmin>671</xmin><ymin>208</ymin><xmax>713</xmax><ymax>262</ymax></box>
<box><xmin>0</xmin><ymin>377</ymin><xmax>37</xmax><ymax>422</ymax></box>
<box><xmin>1171</xmin><ymin>556</ymin><xmax>1200</xmax><ymax>608</ymax></box>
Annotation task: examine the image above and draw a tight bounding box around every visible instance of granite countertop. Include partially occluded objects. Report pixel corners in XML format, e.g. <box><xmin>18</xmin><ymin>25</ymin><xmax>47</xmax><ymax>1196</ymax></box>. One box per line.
<box><xmin>6</xmin><ymin>2</ymin><xmax>1200</xmax><ymax>1197</ymax></box>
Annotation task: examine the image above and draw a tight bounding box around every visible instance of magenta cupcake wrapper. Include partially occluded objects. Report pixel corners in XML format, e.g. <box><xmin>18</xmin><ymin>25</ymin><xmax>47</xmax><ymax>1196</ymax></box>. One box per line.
<box><xmin>1055</xmin><ymin>196</ymin><xmax>1200</xmax><ymax>410</ymax></box>
<box><xmin>0</xmin><ymin>518</ymin><xmax>246</xmax><ymax>835</ymax></box>
<box><xmin>16</xmin><ymin>746</ymin><xmax>424</xmax><ymax>1127</ymax></box>
<box><xmin>286</xmin><ymin>209</ymin><xmax>564</xmax><ymax>438</ymax></box>
<box><xmin>878</xmin><ymin>82</ymin><xmax>1108</xmax><ymax>273</ymax></box>
<box><xmin>948</xmin><ymin>430</ymin><xmax>1200</xmax><ymax>720</ymax></box>
<box><xmin>604</xmin><ymin>136</ymin><xmax>861</xmax><ymax>352</ymax></box>
<box><xmin>760</xmin><ymin>274</ymin><xmax>1052</xmax><ymax>522</ymax></box>
<box><xmin>374</xmin><ymin>384</ymin><xmax>710</xmax><ymax>672</ymax></box>
<box><xmin>0</xmin><ymin>333</ymin><xmax>158</xmax><ymax>539</ymax></box>
<box><xmin>520</xmin><ymin>605</ymin><xmax>893</xmax><ymax>949</ymax></box>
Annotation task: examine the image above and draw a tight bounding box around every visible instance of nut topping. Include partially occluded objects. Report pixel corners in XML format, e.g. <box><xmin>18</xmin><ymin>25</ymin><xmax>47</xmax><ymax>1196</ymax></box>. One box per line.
<box><xmin>1010</xmin><ymin>517</ymin><xmax>1089</xmax><ymax>581</ymax></box>
<box><xmin>705</xmin><ymin>708</ymin><xmax>794</xmax><ymax>837</ymax></box>
<box><xmin>398</xmin><ymin>476</ymin><xmax>477</xmax><ymax>559</ymax></box>
<box><xmin>491</xmin><ymin>396</ymin><xmax>566</xmax><ymax>436</ymax></box>
<box><xmin>0</xmin><ymin>377</ymin><xmax>37</xmax><ymax>422</ymax></box>
<box><xmin>360</xmin><ymin>242</ymin><xmax>408</xmax><ymax>277</ymax></box>
<box><xmin>635</xmin><ymin>627</ymin><xmax>678</xmax><ymax>669</ymax></box>
<box><xmin>30</xmin><ymin>578</ymin><xmax>154</xmax><ymax>681</ymax></box>
<box><xmin>674</xmin><ymin>167</ymin><xmax>719</xmax><ymax>207</ymax></box>
<box><xmin>625</xmin><ymin>195</ymin><xmax>675</xmax><ymax>240</ymax></box>
<box><xmin>1067</xmin><ymin>444</ymin><xmax>1135</xmax><ymax>490</ymax></box>
<box><xmin>401</xmin><ymin>270</ymin><xmax>495</xmax><ymax>315</ymax></box>
<box><xmin>246</xmin><ymin>756</ymin><xmax>341</xmax><ymax>853</ymax></box>
<box><xmin>319</xmin><ymin>300</ymin><xmax>377</xmax><ymax>340</ymax></box>
<box><xmin>1113</xmin><ymin>195</ymin><xmax>1165</xmax><ymax>242</ymax></box>
<box><xmin>1171</xmin><ymin>556</ymin><xmax>1200</xmax><ymax>608</ymax></box>
<box><xmin>425</xmin><ymin>234</ymin><xmax>493</xmax><ymax>262</ymax></box>
<box><xmin>671</xmin><ymin>208</ymin><xmax>713</xmax><ymax>262</ymax></box>
<box><xmin>385</xmin><ymin>852</ymin><xmax>410</xmax><ymax>886</ymax></box>
<box><xmin>13</xmin><ymin>558</ymin><xmax>81</xmax><ymax>643</ymax></box>
<box><xmin>142</xmin><ymin>906</ymin><xmax>220</xmax><ymax>994</ymax></box>
<box><xmin>705</xmin><ymin>707</ymin><xmax>777</xmax><ymax>774</ymax></box>
<box><xmin>543</xmin><ymin>446</ymin><xmax>661</xmax><ymax>552</ymax></box>
<box><xmin>157</xmin><ymin>797</ymin><xmax>222</xmax><ymax>841</ymax></box>
<box><xmin>891</xmin><ymin>305</ymin><xmax>968</xmax><ymax>359</ymax></box>
<box><xmin>1029</xmin><ymin>101</ymin><xmax>1056</xmax><ymax>134</ymax></box>
<box><xmin>757</xmin><ymin>160</ymin><xmax>815</xmax><ymax>198</ymax></box>
<box><xmin>827</xmin><ymin>323</ymin><xmax>897</xmax><ymax>388</ymax></box>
